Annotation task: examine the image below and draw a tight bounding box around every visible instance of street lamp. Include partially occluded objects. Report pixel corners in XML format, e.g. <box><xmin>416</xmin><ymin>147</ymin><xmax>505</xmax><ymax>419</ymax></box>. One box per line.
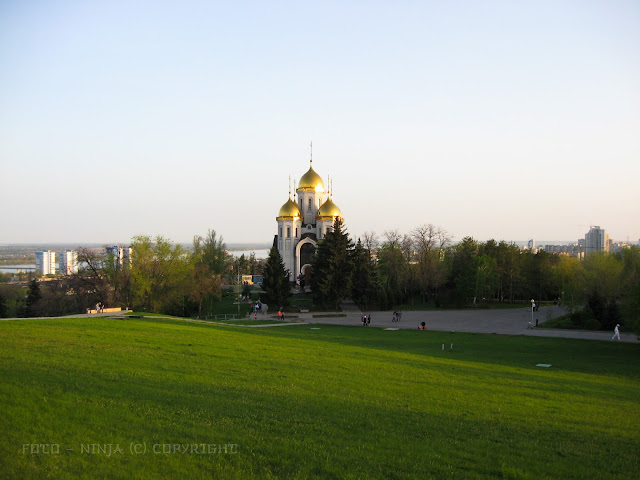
<box><xmin>530</xmin><ymin>298</ymin><xmax>535</xmax><ymax>327</ymax></box>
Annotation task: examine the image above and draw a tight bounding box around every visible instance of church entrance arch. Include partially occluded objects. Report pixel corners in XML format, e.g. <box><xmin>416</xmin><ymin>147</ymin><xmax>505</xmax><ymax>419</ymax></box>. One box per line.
<box><xmin>296</xmin><ymin>238</ymin><xmax>317</xmax><ymax>289</ymax></box>
<box><xmin>301</xmin><ymin>264</ymin><xmax>312</xmax><ymax>288</ymax></box>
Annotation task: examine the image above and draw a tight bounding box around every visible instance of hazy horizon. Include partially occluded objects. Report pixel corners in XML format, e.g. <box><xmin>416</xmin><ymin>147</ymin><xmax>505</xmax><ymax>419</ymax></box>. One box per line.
<box><xmin>2</xmin><ymin>1</ymin><xmax>638</xmax><ymax>245</ymax></box>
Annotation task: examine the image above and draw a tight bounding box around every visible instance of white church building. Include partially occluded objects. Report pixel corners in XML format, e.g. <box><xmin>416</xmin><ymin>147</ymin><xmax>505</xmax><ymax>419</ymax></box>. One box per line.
<box><xmin>274</xmin><ymin>157</ymin><xmax>343</xmax><ymax>287</ymax></box>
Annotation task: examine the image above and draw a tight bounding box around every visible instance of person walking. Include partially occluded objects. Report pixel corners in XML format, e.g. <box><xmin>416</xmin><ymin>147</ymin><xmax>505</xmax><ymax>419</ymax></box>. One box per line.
<box><xmin>392</xmin><ymin>311</ymin><xmax>397</xmax><ymax>322</ymax></box>
<box><xmin>612</xmin><ymin>324</ymin><xmax>621</xmax><ymax>341</ymax></box>
<box><xmin>367</xmin><ymin>315</ymin><xmax>371</xmax><ymax>326</ymax></box>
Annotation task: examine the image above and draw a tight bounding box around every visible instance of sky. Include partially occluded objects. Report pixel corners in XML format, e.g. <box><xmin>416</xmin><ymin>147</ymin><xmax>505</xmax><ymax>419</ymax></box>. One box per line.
<box><xmin>1</xmin><ymin>0</ymin><xmax>639</xmax><ymax>246</ymax></box>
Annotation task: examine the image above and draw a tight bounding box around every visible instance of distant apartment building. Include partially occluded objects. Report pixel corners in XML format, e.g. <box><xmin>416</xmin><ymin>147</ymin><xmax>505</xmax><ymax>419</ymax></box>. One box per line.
<box><xmin>610</xmin><ymin>242</ymin><xmax>632</xmax><ymax>254</ymax></box>
<box><xmin>58</xmin><ymin>250</ymin><xmax>79</xmax><ymax>275</ymax></box>
<box><xmin>541</xmin><ymin>243</ymin><xmax>582</xmax><ymax>257</ymax></box>
<box><xmin>584</xmin><ymin>226</ymin><xmax>609</xmax><ymax>256</ymax></box>
<box><xmin>106</xmin><ymin>246</ymin><xmax>133</xmax><ymax>266</ymax></box>
<box><xmin>35</xmin><ymin>250</ymin><xmax>56</xmax><ymax>275</ymax></box>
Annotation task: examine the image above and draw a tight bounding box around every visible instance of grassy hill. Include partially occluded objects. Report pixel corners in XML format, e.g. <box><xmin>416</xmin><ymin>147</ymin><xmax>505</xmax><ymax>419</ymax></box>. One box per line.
<box><xmin>0</xmin><ymin>316</ymin><xmax>638</xmax><ymax>479</ymax></box>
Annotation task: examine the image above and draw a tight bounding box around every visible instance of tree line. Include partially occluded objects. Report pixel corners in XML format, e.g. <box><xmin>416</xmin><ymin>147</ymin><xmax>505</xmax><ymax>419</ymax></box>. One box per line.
<box><xmin>1</xmin><ymin>222</ymin><xmax>638</xmax><ymax>335</ymax></box>
<box><xmin>0</xmin><ymin>230</ymin><xmax>262</xmax><ymax>319</ymax></box>
<box><xmin>268</xmin><ymin>218</ymin><xmax>639</xmax><ymax>333</ymax></box>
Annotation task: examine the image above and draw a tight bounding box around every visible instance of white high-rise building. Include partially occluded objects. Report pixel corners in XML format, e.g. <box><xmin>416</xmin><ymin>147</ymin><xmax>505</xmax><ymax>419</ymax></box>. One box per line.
<box><xmin>584</xmin><ymin>226</ymin><xmax>609</xmax><ymax>256</ymax></box>
<box><xmin>106</xmin><ymin>246</ymin><xmax>133</xmax><ymax>266</ymax></box>
<box><xmin>35</xmin><ymin>250</ymin><xmax>56</xmax><ymax>275</ymax></box>
<box><xmin>58</xmin><ymin>250</ymin><xmax>78</xmax><ymax>275</ymax></box>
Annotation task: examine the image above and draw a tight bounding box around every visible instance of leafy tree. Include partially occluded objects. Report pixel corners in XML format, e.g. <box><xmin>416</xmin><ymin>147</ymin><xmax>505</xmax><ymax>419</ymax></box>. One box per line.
<box><xmin>312</xmin><ymin>217</ymin><xmax>354</xmax><ymax>310</ymax></box>
<box><xmin>130</xmin><ymin>235</ymin><xmax>191</xmax><ymax>313</ymax></box>
<box><xmin>473</xmin><ymin>254</ymin><xmax>499</xmax><ymax>303</ymax></box>
<box><xmin>450</xmin><ymin>236</ymin><xmax>479</xmax><ymax>304</ymax></box>
<box><xmin>194</xmin><ymin>229</ymin><xmax>231</xmax><ymax>276</ymax></box>
<box><xmin>497</xmin><ymin>241</ymin><xmax>524</xmax><ymax>303</ymax></box>
<box><xmin>376</xmin><ymin>230</ymin><xmax>409</xmax><ymax>308</ymax></box>
<box><xmin>552</xmin><ymin>256</ymin><xmax>585</xmax><ymax>311</ymax></box>
<box><xmin>188</xmin><ymin>263</ymin><xmax>221</xmax><ymax>318</ymax></box>
<box><xmin>261</xmin><ymin>246</ymin><xmax>291</xmax><ymax>308</ymax></box>
<box><xmin>580</xmin><ymin>252</ymin><xmax>623</xmax><ymax>329</ymax></box>
<box><xmin>619</xmin><ymin>247</ymin><xmax>640</xmax><ymax>335</ymax></box>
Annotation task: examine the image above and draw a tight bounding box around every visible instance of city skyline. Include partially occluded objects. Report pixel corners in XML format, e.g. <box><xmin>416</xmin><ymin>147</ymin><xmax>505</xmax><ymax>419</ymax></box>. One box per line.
<box><xmin>1</xmin><ymin>1</ymin><xmax>639</xmax><ymax>245</ymax></box>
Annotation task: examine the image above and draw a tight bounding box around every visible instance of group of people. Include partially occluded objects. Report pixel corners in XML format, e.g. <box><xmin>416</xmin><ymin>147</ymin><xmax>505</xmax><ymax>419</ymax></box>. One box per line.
<box><xmin>94</xmin><ymin>302</ymin><xmax>104</xmax><ymax>313</ymax></box>
<box><xmin>392</xmin><ymin>311</ymin><xmax>402</xmax><ymax>322</ymax></box>
<box><xmin>361</xmin><ymin>314</ymin><xmax>371</xmax><ymax>326</ymax></box>
<box><xmin>277</xmin><ymin>309</ymin><xmax>286</xmax><ymax>321</ymax></box>
<box><xmin>251</xmin><ymin>301</ymin><xmax>263</xmax><ymax>314</ymax></box>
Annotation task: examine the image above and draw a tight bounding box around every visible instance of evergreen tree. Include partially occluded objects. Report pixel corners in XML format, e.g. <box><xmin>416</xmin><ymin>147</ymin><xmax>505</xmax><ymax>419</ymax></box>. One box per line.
<box><xmin>350</xmin><ymin>239</ymin><xmax>380</xmax><ymax>310</ymax></box>
<box><xmin>0</xmin><ymin>292</ymin><xmax>7</xmax><ymax>318</ymax></box>
<box><xmin>261</xmin><ymin>246</ymin><xmax>291</xmax><ymax>308</ymax></box>
<box><xmin>311</xmin><ymin>217</ymin><xmax>354</xmax><ymax>310</ymax></box>
<box><xmin>25</xmin><ymin>279</ymin><xmax>42</xmax><ymax>317</ymax></box>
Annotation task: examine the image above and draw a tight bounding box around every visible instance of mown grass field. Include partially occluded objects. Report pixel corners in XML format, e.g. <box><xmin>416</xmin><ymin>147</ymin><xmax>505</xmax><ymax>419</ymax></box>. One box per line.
<box><xmin>0</xmin><ymin>316</ymin><xmax>638</xmax><ymax>479</ymax></box>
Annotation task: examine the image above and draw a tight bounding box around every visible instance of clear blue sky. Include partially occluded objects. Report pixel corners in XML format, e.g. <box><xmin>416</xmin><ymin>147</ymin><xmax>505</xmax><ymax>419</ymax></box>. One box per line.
<box><xmin>1</xmin><ymin>0</ymin><xmax>638</xmax><ymax>245</ymax></box>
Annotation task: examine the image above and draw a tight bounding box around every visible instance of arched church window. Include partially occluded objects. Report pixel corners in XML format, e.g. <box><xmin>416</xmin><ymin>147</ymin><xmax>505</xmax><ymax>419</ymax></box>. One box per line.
<box><xmin>287</xmin><ymin>227</ymin><xmax>291</xmax><ymax>238</ymax></box>
<box><xmin>308</xmin><ymin>198</ymin><xmax>312</xmax><ymax>211</ymax></box>
<box><xmin>279</xmin><ymin>227</ymin><xmax>282</xmax><ymax>237</ymax></box>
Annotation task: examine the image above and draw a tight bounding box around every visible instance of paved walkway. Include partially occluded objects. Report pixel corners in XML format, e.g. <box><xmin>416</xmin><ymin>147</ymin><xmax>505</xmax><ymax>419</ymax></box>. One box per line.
<box><xmin>2</xmin><ymin>308</ymin><xmax>637</xmax><ymax>343</ymax></box>
<box><xmin>301</xmin><ymin>306</ymin><xmax>639</xmax><ymax>343</ymax></box>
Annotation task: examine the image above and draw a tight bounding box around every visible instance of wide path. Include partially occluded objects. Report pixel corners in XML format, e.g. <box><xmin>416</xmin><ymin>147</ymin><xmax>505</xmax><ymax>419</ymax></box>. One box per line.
<box><xmin>303</xmin><ymin>307</ymin><xmax>639</xmax><ymax>343</ymax></box>
<box><xmin>2</xmin><ymin>308</ymin><xmax>637</xmax><ymax>343</ymax></box>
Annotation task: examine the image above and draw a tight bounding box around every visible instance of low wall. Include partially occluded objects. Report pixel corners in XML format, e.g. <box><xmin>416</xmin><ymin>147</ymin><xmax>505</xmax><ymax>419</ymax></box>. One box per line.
<box><xmin>86</xmin><ymin>307</ymin><xmax>122</xmax><ymax>314</ymax></box>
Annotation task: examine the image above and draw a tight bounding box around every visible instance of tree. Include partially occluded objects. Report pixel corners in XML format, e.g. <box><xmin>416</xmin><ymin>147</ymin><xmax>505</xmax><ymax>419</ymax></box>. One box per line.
<box><xmin>261</xmin><ymin>246</ymin><xmax>291</xmax><ymax>308</ymax></box>
<box><xmin>581</xmin><ymin>252</ymin><xmax>623</xmax><ymax>329</ymax></box>
<box><xmin>188</xmin><ymin>263</ymin><xmax>221</xmax><ymax>318</ymax></box>
<box><xmin>194</xmin><ymin>229</ymin><xmax>231</xmax><ymax>276</ymax></box>
<box><xmin>312</xmin><ymin>217</ymin><xmax>354</xmax><ymax>310</ymax></box>
<box><xmin>473</xmin><ymin>254</ymin><xmax>499</xmax><ymax>303</ymax></box>
<box><xmin>350</xmin><ymin>239</ymin><xmax>380</xmax><ymax>310</ymax></box>
<box><xmin>25</xmin><ymin>279</ymin><xmax>42</xmax><ymax>317</ymax></box>
<box><xmin>67</xmin><ymin>247</ymin><xmax>114</xmax><ymax>311</ymax></box>
<box><xmin>376</xmin><ymin>233</ymin><xmax>409</xmax><ymax>308</ymax></box>
<box><xmin>620</xmin><ymin>247</ymin><xmax>640</xmax><ymax>335</ymax></box>
<box><xmin>130</xmin><ymin>235</ymin><xmax>191</xmax><ymax>313</ymax></box>
<box><xmin>362</xmin><ymin>231</ymin><xmax>379</xmax><ymax>256</ymax></box>
<box><xmin>450</xmin><ymin>236</ymin><xmax>479</xmax><ymax>304</ymax></box>
<box><xmin>412</xmin><ymin>224</ymin><xmax>451</xmax><ymax>304</ymax></box>
<box><xmin>552</xmin><ymin>256</ymin><xmax>584</xmax><ymax>311</ymax></box>
<box><xmin>0</xmin><ymin>292</ymin><xmax>7</xmax><ymax>318</ymax></box>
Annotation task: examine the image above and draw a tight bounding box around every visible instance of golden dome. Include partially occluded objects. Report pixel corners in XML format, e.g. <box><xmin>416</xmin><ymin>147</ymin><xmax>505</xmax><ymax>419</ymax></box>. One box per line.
<box><xmin>317</xmin><ymin>198</ymin><xmax>342</xmax><ymax>219</ymax></box>
<box><xmin>277</xmin><ymin>198</ymin><xmax>301</xmax><ymax>219</ymax></box>
<box><xmin>298</xmin><ymin>164</ymin><xmax>325</xmax><ymax>192</ymax></box>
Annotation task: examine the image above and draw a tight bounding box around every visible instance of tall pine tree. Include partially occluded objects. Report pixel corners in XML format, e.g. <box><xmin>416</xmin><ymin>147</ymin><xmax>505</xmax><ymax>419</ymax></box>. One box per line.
<box><xmin>25</xmin><ymin>279</ymin><xmax>42</xmax><ymax>317</ymax></box>
<box><xmin>311</xmin><ymin>217</ymin><xmax>354</xmax><ymax>310</ymax></box>
<box><xmin>262</xmin><ymin>246</ymin><xmax>291</xmax><ymax>308</ymax></box>
<box><xmin>351</xmin><ymin>239</ymin><xmax>381</xmax><ymax>310</ymax></box>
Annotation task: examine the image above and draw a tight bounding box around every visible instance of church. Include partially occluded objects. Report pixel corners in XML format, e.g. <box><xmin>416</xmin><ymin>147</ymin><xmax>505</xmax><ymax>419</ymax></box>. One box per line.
<box><xmin>274</xmin><ymin>155</ymin><xmax>343</xmax><ymax>287</ymax></box>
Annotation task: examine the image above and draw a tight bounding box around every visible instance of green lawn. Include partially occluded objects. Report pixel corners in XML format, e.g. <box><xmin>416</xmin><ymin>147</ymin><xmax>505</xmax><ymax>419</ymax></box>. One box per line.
<box><xmin>0</xmin><ymin>317</ymin><xmax>638</xmax><ymax>479</ymax></box>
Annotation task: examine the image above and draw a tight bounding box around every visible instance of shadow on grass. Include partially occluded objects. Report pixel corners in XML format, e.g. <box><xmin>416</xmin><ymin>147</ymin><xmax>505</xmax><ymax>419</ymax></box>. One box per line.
<box><xmin>129</xmin><ymin>316</ymin><xmax>640</xmax><ymax>380</ymax></box>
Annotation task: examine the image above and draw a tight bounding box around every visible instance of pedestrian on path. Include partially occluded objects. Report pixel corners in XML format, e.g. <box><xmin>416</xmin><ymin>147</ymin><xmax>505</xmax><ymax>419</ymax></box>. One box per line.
<box><xmin>367</xmin><ymin>315</ymin><xmax>371</xmax><ymax>326</ymax></box>
<box><xmin>612</xmin><ymin>324</ymin><xmax>621</xmax><ymax>341</ymax></box>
